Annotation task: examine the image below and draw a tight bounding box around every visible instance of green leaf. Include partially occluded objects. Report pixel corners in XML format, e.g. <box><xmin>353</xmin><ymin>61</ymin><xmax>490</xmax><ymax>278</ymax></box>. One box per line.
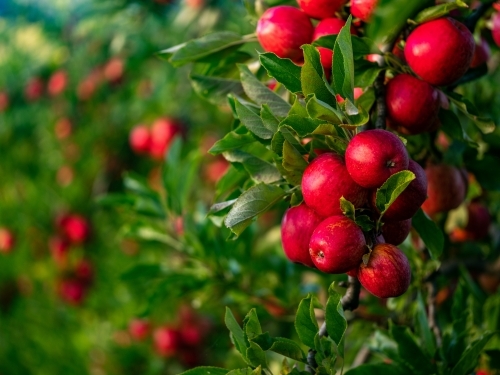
<box><xmin>209</xmin><ymin>129</ymin><xmax>257</xmax><ymax>154</ymax></box>
<box><xmin>438</xmin><ymin>108</ymin><xmax>476</xmax><ymax>145</ymax></box>
<box><xmin>447</xmin><ymin>92</ymin><xmax>496</xmax><ymax>134</ymax></box>
<box><xmin>301</xmin><ymin>44</ymin><xmax>336</xmax><ymax>105</ymax></box>
<box><xmin>238</xmin><ymin>64</ymin><xmax>291</xmax><ymax>117</ymax></box>
<box><xmin>234</xmin><ymin>98</ymin><xmax>275</xmax><ymax>140</ymax></box>
<box><xmin>243</xmin><ymin>309</ymin><xmax>263</xmax><ymax>342</ymax></box>
<box><xmin>225</xmin><ymin>308</ymin><xmax>249</xmax><ymax>360</ymax></box>
<box><xmin>227</xmin><ymin>369</ymin><xmax>254</xmax><ymax>375</ymax></box>
<box><xmin>344</xmin><ymin>363</ymin><xmax>408</xmax><ymax>375</ymax></box>
<box><xmin>313</xmin><ymin>35</ymin><xmax>374</xmax><ymax>57</ymax></box>
<box><xmin>412</xmin><ymin>208</ymin><xmax>444</xmax><ymax>260</ymax></box>
<box><xmin>355</xmin><ymin>215</ymin><xmax>375</xmax><ymax>231</ymax></box>
<box><xmin>179</xmin><ymin>367</ymin><xmax>230</xmax><ymax>375</ymax></box>
<box><xmin>375</xmin><ymin>171</ymin><xmax>416</xmax><ymax>216</ymax></box>
<box><xmin>290</xmin><ymin>95</ymin><xmax>309</xmax><ymax>117</ymax></box>
<box><xmin>123</xmin><ymin>173</ymin><xmax>159</xmax><ymax>198</ymax></box>
<box><xmin>325</xmin><ymin>136</ymin><xmax>348</xmax><ymax>155</ymax></box>
<box><xmin>451</xmin><ymin>332</ymin><xmax>496</xmax><ymax>375</ymax></box>
<box><xmin>208</xmin><ymin>199</ymin><xmax>237</xmax><ymax>215</ymax></box>
<box><xmin>295</xmin><ymin>294</ymin><xmax>319</xmax><ymax>348</ymax></box>
<box><xmin>306</xmin><ymin>95</ymin><xmax>344</xmax><ymax>124</ymax></box>
<box><xmin>223</xmin><ymin>150</ymin><xmax>281</xmax><ymax>184</ymax></box>
<box><xmin>390</xmin><ymin>323</ymin><xmax>436</xmax><ymax>375</ymax></box>
<box><xmin>191</xmin><ymin>74</ymin><xmax>244</xmax><ymax>105</ymax></box>
<box><xmin>261</xmin><ymin>105</ymin><xmax>280</xmax><ymax>133</ymax></box>
<box><xmin>224</xmin><ymin>184</ymin><xmax>287</xmax><ymax>236</ymax></box>
<box><xmin>246</xmin><ymin>342</ymin><xmax>269</xmax><ymax>369</ymax></box>
<box><xmin>269</xmin><ymin>337</ymin><xmax>307</xmax><ymax>362</ymax></box>
<box><xmin>162</xmin><ymin>31</ymin><xmax>245</xmax><ymax>66</ymax></box>
<box><xmin>414</xmin><ymin>1</ymin><xmax>468</xmax><ymax>24</ymax></box>
<box><xmin>340</xmin><ymin>196</ymin><xmax>356</xmax><ymax>220</ymax></box>
<box><xmin>354</xmin><ymin>59</ymin><xmax>383</xmax><ymax>88</ymax></box>
<box><xmin>415</xmin><ymin>292</ymin><xmax>436</xmax><ymax>357</ymax></box>
<box><xmin>282</xmin><ymin>140</ymin><xmax>308</xmax><ymax>185</ymax></box>
<box><xmin>325</xmin><ymin>284</ymin><xmax>347</xmax><ymax>354</ymax></box>
<box><xmin>259</xmin><ymin>53</ymin><xmax>302</xmax><ymax>94</ymax></box>
<box><xmin>332</xmin><ymin>16</ymin><xmax>355</xmax><ymax>105</ymax></box>
<box><xmin>280</xmin><ymin>115</ymin><xmax>325</xmax><ymax>137</ymax></box>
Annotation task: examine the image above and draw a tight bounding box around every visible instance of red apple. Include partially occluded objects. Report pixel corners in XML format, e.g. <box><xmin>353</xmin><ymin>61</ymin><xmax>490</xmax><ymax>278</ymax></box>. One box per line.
<box><xmin>345</xmin><ymin>129</ymin><xmax>409</xmax><ymax>189</ymax></box>
<box><xmin>405</xmin><ymin>17</ymin><xmax>475</xmax><ymax>86</ymax></box>
<box><xmin>149</xmin><ymin>118</ymin><xmax>183</xmax><ymax>160</ymax></box>
<box><xmin>309</xmin><ymin>215</ymin><xmax>367</xmax><ymax>273</ymax></box>
<box><xmin>104</xmin><ymin>58</ymin><xmax>124</xmax><ymax>83</ymax></box>
<box><xmin>358</xmin><ymin>243</ymin><xmax>411</xmax><ymax>298</ymax></box>
<box><xmin>25</xmin><ymin>77</ymin><xmax>44</xmax><ymax>101</ymax></box>
<box><xmin>385</xmin><ymin>74</ymin><xmax>440</xmax><ymax>135</ymax></box>
<box><xmin>49</xmin><ymin>236</ymin><xmax>70</xmax><ymax>266</ymax></box>
<box><xmin>421</xmin><ymin>164</ymin><xmax>467</xmax><ymax>216</ymax></box>
<box><xmin>493</xmin><ymin>12</ymin><xmax>500</xmax><ymax>47</ymax></box>
<box><xmin>281</xmin><ymin>203</ymin><xmax>323</xmax><ymax>267</ymax></box>
<box><xmin>302</xmin><ymin>153</ymin><xmax>368</xmax><ymax>217</ymax></box>
<box><xmin>129</xmin><ymin>319</ymin><xmax>150</xmax><ymax>341</ymax></box>
<box><xmin>129</xmin><ymin>125</ymin><xmax>151</xmax><ymax>154</ymax></box>
<box><xmin>204</xmin><ymin>157</ymin><xmax>229</xmax><ymax>183</ymax></box>
<box><xmin>313</xmin><ymin>18</ymin><xmax>356</xmax><ymax>70</ymax></box>
<box><xmin>351</xmin><ymin>0</ymin><xmax>378</xmax><ymax>22</ymax></box>
<box><xmin>75</xmin><ymin>259</ymin><xmax>94</xmax><ymax>284</ymax></box>
<box><xmin>0</xmin><ymin>91</ymin><xmax>9</xmax><ymax>112</ymax></box>
<box><xmin>381</xmin><ymin>219</ymin><xmax>411</xmax><ymax>246</ymax></box>
<box><xmin>55</xmin><ymin>118</ymin><xmax>72</xmax><ymax>140</ymax></box>
<box><xmin>58</xmin><ymin>278</ymin><xmax>87</xmax><ymax>305</ymax></box>
<box><xmin>153</xmin><ymin>327</ymin><xmax>181</xmax><ymax>357</ymax></box>
<box><xmin>256</xmin><ymin>6</ymin><xmax>314</xmax><ymax>63</ymax></box>
<box><xmin>372</xmin><ymin>160</ymin><xmax>428</xmax><ymax>221</ymax></box>
<box><xmin>297</xmin><ymin>0</ymin><xmax>346</xmax><ymax>19</ymax></box>
<box><xmin>179</xmin><ymin>325</ymin><xmax>202</xmax><ymax>347</ymax></box>
<box><xmin>47</xmin><ymin>70</ymin><xmax>68</xmax><ymax>96</ymax></box>
<box><xmin>470</xmin><ymin>38</ymin><xmax>491</xmax><ymax>68</ymax></box>
<box><xmin>0</xmin><ymin>228</ymin><xmax>15</xmax><ymax>253</ymax></box>
<box><xmin>450</xmin><ymin>202</ymin><xmax>490</xmax><ymax>242</ymax></box>
<box><xmin>58</xmin><ymin>214</ymin><xmax>91</xmax><ymax>245</ymax></box>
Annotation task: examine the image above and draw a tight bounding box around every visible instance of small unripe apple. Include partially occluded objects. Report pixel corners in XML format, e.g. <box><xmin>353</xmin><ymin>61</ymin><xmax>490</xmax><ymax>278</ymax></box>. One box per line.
<box><xmin>256</xmin><ymin>6</ymin><xmax>314</xmax><ymax>63</ymax></box>
<box><xmin>153</xmin><ymin>326</ymin><xmax>181</xmax><ymax>357</ymax></box>
<box><xmin>302</xmin><ymin>153</ymin><xmax>368</xmax><ymax>217</ymax></box>
<box><xmin>493</xmin><ymin>12</ymin><xmax>500</xmax><ymax>47</ymax></box>
<box><xmin>297</xmin><ymin>0</ymin><xmax>346</xmax><ymax>19</ymax></box>
<box><xmin>358</xmin><ymin>243</ymin><xmax>411</xmax><ymax>298</ymax></box>
<box><xmin>58</xmin><ymin>214</ymin><xmax>91</xmax><ymax>245</ymax></box>
<box><xmin>49</xmin><ymin>236</ymin><xmax>70</xmax><ymax>266</ymax></box>
<box><xmin>372</xmin><ymin>160</ymin><xmax>427</xmax><ymax>222</ymax></box>
<box><xmin>450</xmin><ymin>202</ymin><xmax>490</xmax><ymax>242</ymax></box>
<box><xmin>149</xmin><ymin>118</ymin><xmax>184</xmax><ymax>160</ymax></box>
<box><xmin>309</xmin><ymin>215</ymin><xmax>367</xmax><ymax>274</ymax></box>
<box><xmin>129</xmin><ymin>319</ymin><xmax>150</xmax><ymax>341</ymax></box>
<box><xmin>385</xmin><ymin>74</ymin><xmax>440</xmax><ymax>135</ymax></box>
<box><xmin>381</xmin><ymin>219</ymin><xmax>411</xmax><ymax>246</ymax></box>
<box><xmin>25</xmin><ymin>77</ymin><xmax>44</xmax><ymax>101</ymax></box>
<box><xmin>351</xmin><ymin>0</ymin><xmax>378</xmax><ymax>22</ymax></box>
<box><xmin>470</xmin><ymin>38</ymin><xmax>491</xmax><ymax>68</ymax></box>
<box><xmin>313</xmin><ymin>18</ymin><xmax>356</xmax><ymax>70</ymax></box>
<box><xmin>129</xmin><ymin>125</ymin><xmax>151</xmax><ymax>154</ymax></box>
<box><xmin>58</xmin><ymin>278</ymin><xmax>87</xmax><ymax>305</ymax></box>
<box><xmin>47</xmin><ymin>70</ymin><xmax>68</xmax><ymax>96</ymax></box>
<box><xmin>281</xmin><ymin>203</ymin><xmax>323</xmax><ymax>267</ymax></box>
<box><xmin>421</xmin><ymin>164</ymin><xmax>467</xmax><ymax>216</ymax></box>
<box><xmin>405</xmin><ymin>17</ymin><xmax>475</xmax><ymax>86</ymax></box>
<box><xmin>0</xmin><ymin>228</ymin><xmax>15</xmax><ymax>253</ymax></box>
<box><xmin>345</xmin><ymin>129</ymin><xmax>409</xmax><ymax>189</ymax></box>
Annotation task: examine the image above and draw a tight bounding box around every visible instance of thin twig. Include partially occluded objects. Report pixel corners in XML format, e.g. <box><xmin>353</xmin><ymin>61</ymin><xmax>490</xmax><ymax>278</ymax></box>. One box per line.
<box><xmin>426</xmin><ymin>282</ymin><xmax>442</xmax><ymax>348</ymax></box>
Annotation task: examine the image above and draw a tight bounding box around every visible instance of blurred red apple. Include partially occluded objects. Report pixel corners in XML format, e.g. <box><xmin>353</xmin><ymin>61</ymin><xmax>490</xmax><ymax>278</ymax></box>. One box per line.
<box><xmin>103</xmin><ymin>58</ymin><xmax>124</xmax><ymax>83</ymax></box>
<box><xmin>129</xmin><ymin>319</ymin><xmax>150</xmax><ymax>341</ymax></box>
<box><xmin>58</xmin><ymin>214</ymin><xmax>91</xmax><ymax>245</ymax></box>
<box><xmin>129</xmin><ymin>125</ymin><xmax>151</xmax><ymax>154</ymax></box>
<box><xmin>153</xmin><ymin>326</ymin><xmax>181</xmax><ymax>357</ymax></box>
<box><xmin>25</xmin><ymin>77</ymin><xmax>44</xmax><ymax>101</ymax></box>
<box><xmin>0</xmin><ymin>228</ymin><xmax>15</xmax><ymax>253</ymax></box>
<box><xmin>0</xmin><ymin>91</ymin><xmax>9</xmax><ymax>112</ymax></box>
<box><xmin>48</xmin><ymin>70</ymin><xmax>68</xmax><ymax>96</ymax></box>
<box><xmin>149</xmin><ymin>118</ymin><xmax>184</xmax><ymax>160</ymax></box>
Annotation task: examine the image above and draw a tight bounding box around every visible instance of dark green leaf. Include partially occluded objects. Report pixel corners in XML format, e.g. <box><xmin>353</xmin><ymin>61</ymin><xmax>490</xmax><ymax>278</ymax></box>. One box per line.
<box><xmin>224</xmin><ymin>184</ymin><xmax>287</xmax><ymax>236</ymax></box>
<box><xmin>414</xmin><ymin>1</ymin><xmax>468</xmax><ymax>24</ymax></box>
<box><xmin>282</xmin><ymin>140</ymin><xmax>308</xmax><ymax>185</ymax></box>
<box><xmin>208</xmin><ymin>199</ymin><xmax>237</xmax><ymax>215</ymax></box>
<box><xmin>243</xmin><ymin>309</ymin><xmax>263</xmax><ymax>342</ymax></box>
<box><xmin>209</xmin><ymin>129</ymin><xmax>257</xmax><ymax>154</ymax></box>
<box><xmin>447</xmin><ymin>92</ymin><xmax>496</xmax><ymax>134</ymax></box>
<box><xmin>325</xmin><ymin>284</ymin><xmax>347</xmax><ymax>354</ymax></box>
<box><xmin>325</xmin><ymin>136</ymin><xmax>348</xmax><ymax>155</ymax></box>
<box><xmin>191</xmin><ymin>74</ymin><xmax>244</xmax><ymax>105</ymax></box>
<box><xmin>280</xmin><ymin>115</ymin><xmax>325</xmax><ymax>137</ymax></box>
<box><xmin>439</xmin><ymin>108</ymin><xmax>476</xmax><ymax>145</ymax></box>
<box><xmin>355</xmin><ymin>215</ymin><xmax>375</xmax><ymax>231</ymax></box>
<box><xmin>270</xmin><ymin>337</ymin><xmax>307</xmax><ymax>362</ymax></box>
<box><xmin>451</xmin><ymin>332</ymin><xmax>495</xmax><ymax>375</ymax></box>
<box><xmin>234</xmin><ymin>98</ymin><xmax>274</xmax><ymax>139</ymax></box>
<box><xmin>179</xmin><ymin>367</ymin><xmax>230</xmax><ymax>375</ymax></box>
<box><xmin>375</xmin><ymin>171</ymin><xmax>416</xmax><ymax>216</ymax></box>
<box><xmin>344</xmin><ymin>363</ymin><xmax>408</xmax><ymax>375</ymax></box>
<box><xmin>354</xmin><ymin>59</ymin><xmax>383</xmax><ymax>88</ymax></box>
<box><xmin>415</xmin><ymin>292</ymin><xmax>436</xmax><ymax>357</ymax></box>
<box><xmin>301</xmin><ymin>44</ymin><xmax>336</xmax><ymax>105</ymax></box>
<box><xmin>223</xmin><ymin>150</ymin><xmax>281</xmax><ymax>184</ymax></box>
<box><xmin>227</xmin><ymin>369</ymin><xmax>254</xmax><ymax>375</ymax></box>
<box><xmin>295</xmin><ymin>294</ymin><xmax>319</xmax><ymax>348</ymax></box>
<box><xmin>225</xmin><ymin>308</ymin><xmax>249</xmax><ymax>360</ymax></box>
<box><xmin>246</xmin><ymin>342</ymin><xmax>269</xmax><ymax>369</ymax></box>
<box><xmin>412</xmin><ymin>208</ymin><xmax>444</xmax><ymax>260</ymax></box>
<box><xmin>306</xmin><ymin>94</ymin><xmax>344</xmax><ymax>124</ymax></box>
<box><xmin>259</xmin><ymin>52</ymin><xmax>302</xmax><ymax>94</ymax></box>
<box><xmin>332</xmin><ymin>16</ymin><xmax>355</xmax><ymax>106</ymax></box>
<box><xmin>261</xmin><ymin>104</ymin><xmax>280</xmax><ymax>133</ymax></box>
<box><xmin>340</xmin><ymin>196</ymin><xmax>356</xmax><ymax>220</ymax></box>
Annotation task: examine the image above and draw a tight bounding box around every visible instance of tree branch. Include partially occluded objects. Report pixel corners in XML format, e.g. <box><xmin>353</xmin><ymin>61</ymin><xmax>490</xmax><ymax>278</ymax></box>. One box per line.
<box><xmin>374</xmin><ymin>70</ymin><xmax>387</xmax><ymax>129</ymax></box>
<box><xmin>465</xmin><ymin>0</ymin><xmax>495</xmax><ymax>31</ymax></box>
<box><xmin>342</xmin><ymin>276</ymin><xmax>361</xmax><ymax>311</ymax></box>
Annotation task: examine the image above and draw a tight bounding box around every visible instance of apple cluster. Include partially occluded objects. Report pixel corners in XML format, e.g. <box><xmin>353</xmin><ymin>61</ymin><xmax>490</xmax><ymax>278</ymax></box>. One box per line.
<box><xmin>125</xmin><ymin>306</ymin><xmax>211</xmax><ymax>367</ymax></box>
<box><xmin>129</xmin><ymin>117</ymin><xmax>184</xmax><ymax>160</ymax></box>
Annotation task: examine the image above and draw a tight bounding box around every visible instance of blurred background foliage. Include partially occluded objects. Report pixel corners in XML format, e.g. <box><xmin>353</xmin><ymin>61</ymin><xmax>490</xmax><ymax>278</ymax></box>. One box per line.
<box><xmin>0</xmin><ymin>0</ymin><xmax>499</xmax><ymax>374</ymax></box>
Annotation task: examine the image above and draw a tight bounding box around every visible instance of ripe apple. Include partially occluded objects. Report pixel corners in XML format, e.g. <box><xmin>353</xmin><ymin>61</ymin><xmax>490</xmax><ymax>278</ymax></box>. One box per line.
<box><xmin>153</xmin><ymin>326</ymin><xmax>181</xmax><ymax>357</ymax></box>
<box><xmin>309</xmin><ymin>215</ymin><xmax>367</xmax><ymax>274</ymax></box>
<box><xmin>129</xmin><ymin>319</ymin><xmax>150</xmax><ymax>341</ymax></box>
<box><xmin>313</xmin><ymin>18</ymin><xmax>356</xmax><ymax>70</ymax></box>
<box><xmin>49</xmin><ymin>236</ymin><xmax>70</xmax><ymax>266</ymax></box>
<box><xmin>257</xmin><ymin>6</ymin><xmax>314</xmax><ymax>63</ymax></box>
<box><xmin>357</xmin><ymin>243</ymin><xmax>411</xmax><ymax>298</ymax></box>
<box><xmin>58</xmin><ymin>214</ymin><xmax>91</xmax><ymax>245</ymax></box>
<box><xmin>351</xmin><ymin>0</ymin><xmax>378</xmax><ymax>22</ymax></box>
<box><xmin>129</xmin><ymin>125</ymin><xmax>151</xmax><ymax>154</ymax></box>
<box><xmin>25</xmin><ymin>77</ymin><xmax>44</xmax><ymax>101</ymax></box>
<box><xmin>297</xmin><ymin>0</ymin><xmax>346</xmax><ymax>19</ymax></box>
<box><xmin>345</xmin><ymin>129</ymin><xmax>409</xmax><ymax>189</ymax></box>
<box><xmin>372</xmin><ymin>160</ymin><xmax>427</xmax><ymax>221</ymax></box>
<box><xmin>149</xmin><ymin>118</ymin><xmax>184</xmax><ymax>160</ymax></box>
<box><xmin>405</xmin><ymin>17</ymin><xmax>475</xmax><ymax>86</ymax></box>
<box><xmin>450</xmin><ymin>202</ymin><xmax>490</xmax><ymax>242</ymax></box>
<box><xmin>103</xmin><ymin>58</ymin><xmax>124</xmax><ymax>83</ymax></box>
<box><xmin>381</xmin><ymin>219</ymin><xmax>411</xmax><ymax>246</ymax></box>
<box><xmin>58</xmin><ymin>278</ymin><xmax>87</xmax><ymax>305</ymax></box>
<box><xmin>281</xmin><ymin>203</ymin><xmax>323</xmax><ymax>267</ymax></box>
<box><xmin>421</xmin><ymin>164</ymin><xmax>467</xmax><ymax>216</ymax></box>
<box><xmin>302</xmin><ymin>153</ymin><xmax>368</xmax><ymax>217</ymax></box>
<box><xmin>55</xmin><ymin>118</ymin><xmax>73</xmax><ymax>140</ymax></box>
<box><xmin>179</xmin><ymin>325</ymin><xmax>202</xmax><ymax>347</ymax></box>
<box><xmin>0</xmin><ymin>228</ymin><xmax>15</xmax><ymax>253</ymax></box>
<box><xmin>75</xmin><ymin>259</ymin><xmax>94</xmax><ymax>284</ymax></box>
<box><xmin>493</xmin><ymin>12</ymin><xmax>500</xmax><ymax>47</ymax></box>
<box><xmin>385</xmin><ymin>74</ymin><xmax>440</xmax><ymax>135</ymax></box>
<box><xmin>47</xmin><ymin>70</ymin><xmax>68</xmax><ymax>96</ymax></box>
<box><xmin>470</xmin><ymin>38</ymin><xmax>491</xmax><ymax>68</ymax></box>
<box><xmin>0</xmin><ymin>91</ymin><xmax>9</xmax><ymax>112</ymax></box>
<box><xmin>204</xmin><ymin>157</ymin><xmax>229</xmax><ymax>183</ymax></box>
